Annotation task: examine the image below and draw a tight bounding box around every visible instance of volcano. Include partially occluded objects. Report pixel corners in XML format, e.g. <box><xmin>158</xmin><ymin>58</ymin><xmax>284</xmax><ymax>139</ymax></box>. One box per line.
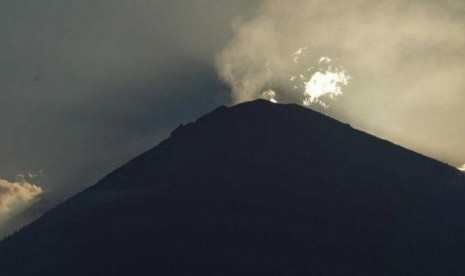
<box><xmin>0</xmin><ymin>100</ymin><xmax>464</xmax><ymax>275</ymax></box>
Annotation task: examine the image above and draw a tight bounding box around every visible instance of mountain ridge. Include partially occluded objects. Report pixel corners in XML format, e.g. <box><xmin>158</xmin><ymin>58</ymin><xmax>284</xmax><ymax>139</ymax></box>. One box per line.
<box><xmin>0</xmin><ymin>99</ymin><xmax>464</xmax><ymax>275</ymax></box>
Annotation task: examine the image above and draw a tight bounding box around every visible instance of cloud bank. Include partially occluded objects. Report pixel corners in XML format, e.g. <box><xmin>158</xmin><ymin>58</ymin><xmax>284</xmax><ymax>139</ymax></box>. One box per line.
<box><xmin>216</xmin><ymin>0</ymin><xmax>465</xmax><ymax>166</ymax></box>
<box><xmin>0</xmin><ymin>178</ymin><xmax>43</xmax><ymax>225</ymax></box>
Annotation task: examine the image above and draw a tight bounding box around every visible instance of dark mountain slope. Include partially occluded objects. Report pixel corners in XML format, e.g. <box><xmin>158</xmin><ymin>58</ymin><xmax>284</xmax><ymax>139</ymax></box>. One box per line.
<box><xmin>0</xmin><ymin>100</ymin><xmax>464</xmax><ymax>275</ymax></box>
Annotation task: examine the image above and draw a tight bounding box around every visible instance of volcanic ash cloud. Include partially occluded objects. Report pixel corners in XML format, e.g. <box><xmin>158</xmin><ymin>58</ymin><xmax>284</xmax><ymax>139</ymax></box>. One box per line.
<box><xmin>216</xmin><ymin>0</ymin><xmax>465</xmax><ymax>108</ymax></box>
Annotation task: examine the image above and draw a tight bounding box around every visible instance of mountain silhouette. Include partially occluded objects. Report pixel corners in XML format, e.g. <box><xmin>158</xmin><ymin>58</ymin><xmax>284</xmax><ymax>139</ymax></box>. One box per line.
<box><xmin>0</xmin><ymin>100</ymin><xmax>464</xmax><ymax>275</ymax></box>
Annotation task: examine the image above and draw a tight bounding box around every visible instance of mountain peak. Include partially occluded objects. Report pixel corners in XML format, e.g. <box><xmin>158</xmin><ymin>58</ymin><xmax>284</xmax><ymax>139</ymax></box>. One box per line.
<box><xmin>1</xmin><ymin>101</ymin><xmax>464</xmax><ymax>275</ymax></box>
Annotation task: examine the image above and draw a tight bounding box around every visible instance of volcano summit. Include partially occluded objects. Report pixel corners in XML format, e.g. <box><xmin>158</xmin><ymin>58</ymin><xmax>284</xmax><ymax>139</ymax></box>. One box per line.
<box><xmin>0</xmin><ymin>100</ymin><xmax>464</xmax><ymax>275</ymax></box>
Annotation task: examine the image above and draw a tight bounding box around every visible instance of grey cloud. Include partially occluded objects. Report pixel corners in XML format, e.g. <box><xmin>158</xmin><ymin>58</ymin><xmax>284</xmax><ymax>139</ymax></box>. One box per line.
<box><xmin>216</xmin><ymin>0</ymin><xmax>465</xmax><ymax>166</ymax></box>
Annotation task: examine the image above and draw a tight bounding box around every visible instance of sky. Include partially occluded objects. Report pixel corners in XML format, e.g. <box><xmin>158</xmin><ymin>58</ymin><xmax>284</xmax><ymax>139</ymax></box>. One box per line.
<box><xmin>0</xmin><ymin>0</ymin><xmax>260</xmax><ymax>236</ymax></box>
<box><xmin>0</xmin><ymin>0</ymin><xmax>464</xmax><ymax>237</ymax></box>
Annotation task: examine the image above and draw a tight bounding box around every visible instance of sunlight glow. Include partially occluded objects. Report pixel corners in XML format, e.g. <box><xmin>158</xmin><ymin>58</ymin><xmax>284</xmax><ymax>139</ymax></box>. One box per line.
<box><xmin>260</xmin><ymin>89</ymin><xmax>278</xmax><ymax>103</ymax></box>
<box><xmin>0</xmin><ymin>177</ymin><xmax>43</xmax><ymax>222</ymax></box>
<box><xmin>290</xmin><ymin>49</ymin><xmax>352</xmax><ymax>108</ymax></box>
<box><xmin>303</xmin><ymin>69</ymin><xmax>351</xmax><ymax>108</ymax></box>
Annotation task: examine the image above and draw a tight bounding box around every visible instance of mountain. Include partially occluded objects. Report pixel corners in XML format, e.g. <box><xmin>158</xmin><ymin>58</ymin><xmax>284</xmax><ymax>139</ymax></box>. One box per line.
<box><xmin>0</xmin><ymin>100</ymin><xmax>464</xmax><ymax>275</ymax></box>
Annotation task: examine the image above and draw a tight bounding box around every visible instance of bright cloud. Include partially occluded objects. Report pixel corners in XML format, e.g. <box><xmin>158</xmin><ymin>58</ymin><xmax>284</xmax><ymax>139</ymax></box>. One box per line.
<box><xmin>260</xmin><ymin>89</ymin><xmax>278</xmax><ymax>103</ymax></box>
<box><xmin>303</xmin><ymin>69</ymin><xmax>351</xmax><ymax>107</ymax></box>
<box><xmin>291</xmin><ymin>52</ymin><xmax>352</xmax><ymax>107</ymax></box>
<box><xmin>0</xmin><ymin>177</ymin><xmax>43</xmax><ymax>225</ymax></box>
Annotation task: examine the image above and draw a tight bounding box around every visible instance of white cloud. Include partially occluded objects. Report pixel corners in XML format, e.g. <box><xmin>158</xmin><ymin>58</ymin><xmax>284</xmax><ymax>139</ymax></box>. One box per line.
<box><xmin>0</xmin><ymin>178</ymin><xmax>43</xmax><ymax>225</ymax></box>
<box><xmin>303</xmin><ymin>69</ymin><xmax>351</xmax><ymax>108</ymax></box>
<box><xmin>260</xmin><ymin>89</ymin><xmax>278</xmax><ymax>103</ymax></box>
<box><xmin>290</xmin><ymin>51</ymin><xmax>351</xmax><ymax>107</ymax></box>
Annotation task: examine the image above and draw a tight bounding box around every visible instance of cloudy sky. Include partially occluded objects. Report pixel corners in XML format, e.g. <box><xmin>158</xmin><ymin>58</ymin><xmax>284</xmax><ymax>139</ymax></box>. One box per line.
<box><xmin>1</xmin><ymin>0</ymin><xmax>464</xmax><ymax>237</ymax></box>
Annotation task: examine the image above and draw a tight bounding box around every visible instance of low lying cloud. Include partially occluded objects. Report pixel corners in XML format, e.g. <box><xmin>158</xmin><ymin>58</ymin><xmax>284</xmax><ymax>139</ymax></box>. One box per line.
<box><xmin>0</xmin><ymin>178</ymin><xmax>43</xmax><ymax>225</ymax></box>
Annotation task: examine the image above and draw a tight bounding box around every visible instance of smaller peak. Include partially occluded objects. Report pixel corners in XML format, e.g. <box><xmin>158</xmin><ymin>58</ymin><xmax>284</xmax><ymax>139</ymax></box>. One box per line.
<box><xmin>249</xmin><ymin>99</ymin><xmax>275</xmax><ymax>104</ymax></box>
<box><xmin>230</xmin><ymin>99</ymin><xmax>280</xmax><ymax>112</ymax></box>
<box><xmin>232</xmin><ymin>99</ymin><xmax>312</xmax><ymax>115</ymax></box>
<box><xmin>236</xmin><ymin>99</ymin><xmax>276</xmax><ymax>106</ymax></box>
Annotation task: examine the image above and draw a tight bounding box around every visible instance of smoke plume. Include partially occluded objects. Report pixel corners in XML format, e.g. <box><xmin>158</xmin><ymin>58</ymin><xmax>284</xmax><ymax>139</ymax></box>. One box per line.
<box><xmin>216</xmin><ymin>0</ymin><xmax>465</xmax><ymax>166</ymax></box>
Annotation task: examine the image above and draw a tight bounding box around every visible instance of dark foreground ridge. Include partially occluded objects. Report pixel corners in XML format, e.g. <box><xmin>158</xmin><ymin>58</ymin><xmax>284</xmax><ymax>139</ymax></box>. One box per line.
<box><xmin>1</xmin><ymin>100</ymin><xmax>464</xmax><ymax>275</ymax></box>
